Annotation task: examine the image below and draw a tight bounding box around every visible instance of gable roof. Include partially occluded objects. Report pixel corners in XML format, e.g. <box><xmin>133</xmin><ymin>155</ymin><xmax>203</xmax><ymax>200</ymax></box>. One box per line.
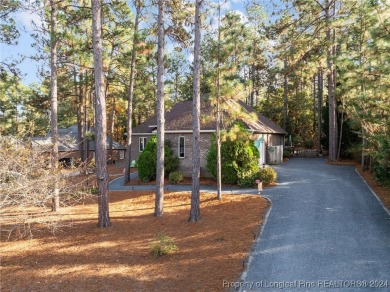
<box><xmin>132</xmin><ymin>99</ymin><xmax>287</xmax><ymax>135</ymax></box>
<box><xmin>32</xmin><ymin>125</ymin><xmax>126</xmax><ymax>152</ymax></box>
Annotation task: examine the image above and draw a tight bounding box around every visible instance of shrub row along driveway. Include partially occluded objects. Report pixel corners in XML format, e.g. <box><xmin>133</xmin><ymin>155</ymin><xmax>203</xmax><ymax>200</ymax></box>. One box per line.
<box><xmin>240</xmin><ymin>158</ymin><xmax>390</xmax><ymax>291</ymax></box>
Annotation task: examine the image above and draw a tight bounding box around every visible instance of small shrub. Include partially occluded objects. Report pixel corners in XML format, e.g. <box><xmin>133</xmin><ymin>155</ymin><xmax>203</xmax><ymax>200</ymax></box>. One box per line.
<box><xmin>283</xmin><ymin>148</ymin><xmax>293</xmax><ymax>158</ymax></box>
<box><xmin>304</xmin><ymin>140</ymin><xmax>314</xmax><ymax>149</ymax></box>
<box><xmin>169</xmin><ymin>171</ymin><xmax>183</xmax><ymax>184</ymax></box>
<box><xmin>151</xmin><ymin>232</ymin><xmax>178</xmax><ymax>257</ymax></box>
<box><xmin>88</xmin><ymin>187</ymin><xmax>98</xmax><ymax>194</ymax></box>
<box><xmin>257</xmin><ymin>167</ymin><xmax>277</xmax><ymax>186</ymax></box>
<box><xmin>238</xmin><ymin>167</ymin><xmax>278</xmax><ymax>188</ymax></box>
<box><xmin>344</xmin><ymin>144</ymin><xmax>362</xmax><ymax>161</ymax></box>
<box><xmin>165</xmin><ymin>149</ymin><xmax>179</xmax><ymax>176</ymax></box>
<box><xmin>373</xmin><ymin>133</ymin><xmax>390</xmax><ymax>187</ymax></box>
<box><xmin>237</xmin><ymin>175</ymin><xmax>256</xmax><ymax>188</ymax></box>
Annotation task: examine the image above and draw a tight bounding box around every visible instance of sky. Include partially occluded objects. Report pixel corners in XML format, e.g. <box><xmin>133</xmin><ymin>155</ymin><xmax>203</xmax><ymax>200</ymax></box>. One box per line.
<box><xmin>1</xmin><ymin>9</ymin><xmax>43</xmax><ymax>84</ymax></box>
<box><xmin>0</xmin><ymin>0</ymin><xmax>279</xmax><ymax>86</ymax></box>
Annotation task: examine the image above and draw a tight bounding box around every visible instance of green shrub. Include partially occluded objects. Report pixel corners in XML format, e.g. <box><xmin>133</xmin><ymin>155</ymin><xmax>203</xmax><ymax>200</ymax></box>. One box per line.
<box><xmin>373</xmin><ymin>133</ymin><xmax>390</xmax><ymax>187</ymax></box>
<box><xmin>206</xmin><ymin>124</ymin><xmax>259</xmax><ymax>185</ymax></box>
<box><xmin>89</xmin><ymin>187</ymin><xmax>98</xmax><ymax>194</ymax></box>
<box><xmin>283</xmin><ymin>148</ymin><xmax>293</xmax><ymax>158</ymax></box>
<box><xmin>150</xmin><ymin>232</ymin><xmax>178</xmax><ymax>257</ymax></box>
<box><xmin>169</xmin><ymin>171</ymin><xmax>183</xmax><ymax>184</ymax></box>
<box><xmin>256</xmin><ymin>167</ymin><xmax>277</xmax><ymax>186</ymax></box>
<box><xmin>237</xmin><ymin>167</ymin><xmax>278</xmax><ymax>188</ymax></box>
<box><xmin>237</xmin><ymin>175</ymin><xmax>256</xmax><ymax>188</ymax></box>
<box><xmin>304</xmin><ymin>140</ymin><xmax>314</xmax><ymax>149</ymax></box>
<box><xmin>164</xmin><ymin>140</ymin><xmax>180</xmax><ymax>175</ymax></box>
<box><xmin>138</xmin><ymin>150</ymin><xmax>156</xmax><ymax>182</ymax></box>
<box><xmin>344</xmin><ymin>144</ymin><xmax>362</xmax><ymax>161</ymax></box>
<box><xmin>137</xmin><ymin>135</ymin><xmax>179</xmax><ymax>182</ymax></box>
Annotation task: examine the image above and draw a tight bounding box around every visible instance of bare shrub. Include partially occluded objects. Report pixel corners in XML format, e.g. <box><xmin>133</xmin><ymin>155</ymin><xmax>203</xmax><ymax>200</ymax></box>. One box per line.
<box><xmin>0</xmin><ymin>136</ymin><xmax>93</xmax><ymax>240</ymax></box>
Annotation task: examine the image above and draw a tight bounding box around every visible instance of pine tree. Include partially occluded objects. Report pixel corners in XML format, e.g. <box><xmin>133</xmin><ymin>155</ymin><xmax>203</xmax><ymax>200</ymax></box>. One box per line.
<box><xmin>47</xmin><ymin>0</ymin><xmax>59</xmax><ymax>211</ymax></box>
<box><xmin>189</xmin><ymin>0</ymin><xmax>202</xmax><ymax>223</ymax></box>
<box><xmin>91</xmin><ymin>0</ymin><xmax>110</xmax><ymax>227</ymax></box>
<box><xmin>155</xmin><ymin>0</ymin><xmax>165</xmax><ymax>217</ymax></box>
<box><xmin>124</xmin><ymin>0</ymin><xmax>142</xmax><ymax>184</ymax></box>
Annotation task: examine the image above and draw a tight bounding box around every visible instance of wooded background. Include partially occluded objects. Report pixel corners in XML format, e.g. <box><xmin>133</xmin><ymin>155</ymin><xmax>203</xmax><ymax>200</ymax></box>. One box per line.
<box><xmin>1</xmin><ymin>0</ymin><xmax>389</xmax><ymax>184</ymax></box>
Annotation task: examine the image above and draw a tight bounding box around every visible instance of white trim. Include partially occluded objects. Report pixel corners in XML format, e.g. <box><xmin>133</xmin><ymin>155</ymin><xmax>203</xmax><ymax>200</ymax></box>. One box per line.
<box><xmin>178</xmin><ymin>136</ymin><xmax>185</xmax><ymax>158</ymax></box>
<box><xmin>139</xmin><ymin>137</ymin><xmax>147</xmax><ymax>152</ymax></box>
<box><xmin>132</xmin><ymin>133</ymin><xmax>154</xmax><ymax>136</ymax></box>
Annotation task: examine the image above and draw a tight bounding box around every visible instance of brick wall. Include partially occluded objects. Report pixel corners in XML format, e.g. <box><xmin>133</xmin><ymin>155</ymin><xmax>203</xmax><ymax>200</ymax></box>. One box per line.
<box><xmin>130</xmin><ymin>135</ymin><xmax>152</xmax><ymax>165</ymax></box>
<box><xmin>131</xmin><ymin>133</ymin><xmax>213</xmax><ymax>178</ymax></box>
<box><xmin>166</xmin><ymin>133</ymin><xmax>213</xmax><ymax>177</ymax></box>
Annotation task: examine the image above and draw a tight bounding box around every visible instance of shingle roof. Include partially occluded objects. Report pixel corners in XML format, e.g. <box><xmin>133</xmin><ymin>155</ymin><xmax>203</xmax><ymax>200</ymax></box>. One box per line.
<box><xmin>132</xmin><ymin>99</ymin><xmax>287</xmax><ymax>135</ymax></box>
<box><xmin>32</xmin><ymin>126</ymin><xmax>126</xmax><ymax>152</ymax></box>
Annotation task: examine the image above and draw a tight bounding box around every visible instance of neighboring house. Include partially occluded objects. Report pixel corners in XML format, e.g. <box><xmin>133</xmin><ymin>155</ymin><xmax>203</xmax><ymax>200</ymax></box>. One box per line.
<box><xmin>131</xmin><ymin>99</ymin><xmax>287</xmax><ymax>177</ymax></box>
<box><xmin>32</xmin><ymin>125</ymin><xmax>126</xmax><ymax>166</ymax></box>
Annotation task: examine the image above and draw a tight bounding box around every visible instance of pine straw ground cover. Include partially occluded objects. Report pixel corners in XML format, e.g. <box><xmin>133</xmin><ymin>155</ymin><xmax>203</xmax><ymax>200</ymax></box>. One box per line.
<box><xmin>0</xmin><ymin>191</ymin><xmax>269</xmax><ymax>291</ymax></box>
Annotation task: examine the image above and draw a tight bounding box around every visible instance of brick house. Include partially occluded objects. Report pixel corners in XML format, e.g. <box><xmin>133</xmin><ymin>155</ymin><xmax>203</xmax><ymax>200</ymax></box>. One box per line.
<box><xmin>131</xmin><ymin>99</ymin><xmax>287</xmax><ymax>177</ymax></box>
<box><xmin>32</xmin><ymin>125</ymin><xmax>126</xmax><ymax>166</ymax></box>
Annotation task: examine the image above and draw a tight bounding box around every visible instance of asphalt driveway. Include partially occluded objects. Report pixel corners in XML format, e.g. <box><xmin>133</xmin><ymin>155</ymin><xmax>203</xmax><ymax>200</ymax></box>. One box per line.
<box><xmin>239</xmin><ymin>158</ymin><xmax>390</xmax><ymax>291</ymax></box>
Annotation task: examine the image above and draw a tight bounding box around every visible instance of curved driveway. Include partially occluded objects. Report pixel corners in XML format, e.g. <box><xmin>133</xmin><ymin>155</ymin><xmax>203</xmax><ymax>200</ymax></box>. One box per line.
<box><xmin>240</xmin><ymin>158</ymin><xmax>390</xmax><ymax>291</ymax></box>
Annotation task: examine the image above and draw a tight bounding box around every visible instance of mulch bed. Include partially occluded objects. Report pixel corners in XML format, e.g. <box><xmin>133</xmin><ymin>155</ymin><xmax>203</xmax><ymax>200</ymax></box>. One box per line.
<box><xmin>0</xmin><ymin>191</ymin><xmax>269</xmax><ymax>291</ymax></box>
<box><xmin>3</xmin><ymin>159</ymin><xmax>387</xmax><ymax>291</ymax></box>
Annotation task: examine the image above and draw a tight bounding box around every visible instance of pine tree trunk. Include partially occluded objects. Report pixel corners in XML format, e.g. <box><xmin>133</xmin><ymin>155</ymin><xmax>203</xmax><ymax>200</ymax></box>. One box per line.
<box><xmin>250</xmin><ymin>65</ymin><xmax>255</xmax><ymax>107</ymax></box>
<box><xmin>155</xmin><ymin>0</ymin><xmax>165</xmax><ymax>217</ymax></box>
<box><xmin>313</xmin><ymin>75</ymin><xmax>316</xmax><ymax>133</ymax></box>
<box><xmin>85</xmin><ymin>88</ymin><xmax>91</xmax><ymax>166</ymax></box>
<box><xmin>361</xmin><ymin>127</ymin><xmax>366</xmax><ymax>170</ymax></box>
<box><xmin>337</xmin><ymin>101</ymin><xmax>344</xmax><ymax>160</ymax></box>
<box><xmin>76</xmin><ymin>70</ymin><xmax>85</xmax><ymax>163</ymax></box>
<box><xmin>49</xmin><ymin>0</ymin><xmax>59</xmax><ymax>212</ymax></box>
<box><xmin>92</xmin><ymin>0</ymin><xmax>110</xmax><ymax>227</ymax></box>
<box><xmin>189</xmin><ymin>0</ymin><xmax>202</xmax><ymax>222</ymax></box>
<box><xmin>124</xmin><ymin>2</ymin><xmax>140</xmax><ymax>185</ymax></box>
<box><xmin>108</xmin><ymin>95</ymin><xmax>115</xmax><ymax>161</ymax></box>
<box><xmin>326</xmin><ymin>0</ymin><xmax>337</xmax><ymax>162</ymax></box>
<box><xmin>216</xmin><ymin>0</ymin><xmax>222</xmax><ymax>200</ymax></box>
<box><xmin>283</xmin><ymin>59</ymin><xmax>288</xmax><ymax>131</ymax></box>
<box><xmin>317</xmin><ymin>69</ymin><xmax>323</xmax><ymax>153</ymax></box>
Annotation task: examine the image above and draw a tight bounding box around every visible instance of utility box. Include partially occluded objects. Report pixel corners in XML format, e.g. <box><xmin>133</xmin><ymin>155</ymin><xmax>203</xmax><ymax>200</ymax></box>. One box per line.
<box><xmin>267</xmin><ymin>145</ymin><xmax>283</xmax><ymax>165</ymax></box>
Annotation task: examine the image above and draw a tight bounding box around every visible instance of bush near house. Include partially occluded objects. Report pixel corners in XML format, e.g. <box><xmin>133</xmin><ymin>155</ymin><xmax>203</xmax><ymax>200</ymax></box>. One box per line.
<box><xmin>138</xmin><ymin>135</ymin><xmax>179</xmax><ymax>182</ymax></box>
<box><xmin>283</xmin><ymin>148</ymin><xmax>293</xmax><ymax>158</ymax></box>
<box><xmin>257</xmin><ymin>167</ymin><xmax>277</xmax><ymax>186</ymax></box>
<box><xmin>237</xmin><ymin>167</ymin><xmax>278</xmax><ymax>188</ymax></box>
<box><xmin>206</xmin><ymin>124</ymin><xmax>260</xmax><ymax>186</ymax></box>
<box><xmin>169</xmin><ymin>171</ymin><xmax>183</xmax><ymax>184</ymax></box>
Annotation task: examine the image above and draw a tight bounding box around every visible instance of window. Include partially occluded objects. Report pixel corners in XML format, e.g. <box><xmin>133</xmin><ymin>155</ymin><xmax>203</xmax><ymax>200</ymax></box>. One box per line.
<box><xmin>139</xmin><ymin>137</ymin><xmax>147</xmax><ymax>152</ymax></box>
<box><xmin>119</xmin><ymin>150</ymin><xmax>125</xmax><ymax>160</ymax></box>
<box><xmin>178</xmin><ymin>136</ymin><xmax>185</xmax><ymax>158</ymax></box>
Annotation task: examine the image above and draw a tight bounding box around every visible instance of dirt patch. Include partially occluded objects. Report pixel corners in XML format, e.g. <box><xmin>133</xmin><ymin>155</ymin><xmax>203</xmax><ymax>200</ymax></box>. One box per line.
<box><xmin>0</xmin><ymin>191</ymin><xmax>269</xmax><ymax>291</ymax></box>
